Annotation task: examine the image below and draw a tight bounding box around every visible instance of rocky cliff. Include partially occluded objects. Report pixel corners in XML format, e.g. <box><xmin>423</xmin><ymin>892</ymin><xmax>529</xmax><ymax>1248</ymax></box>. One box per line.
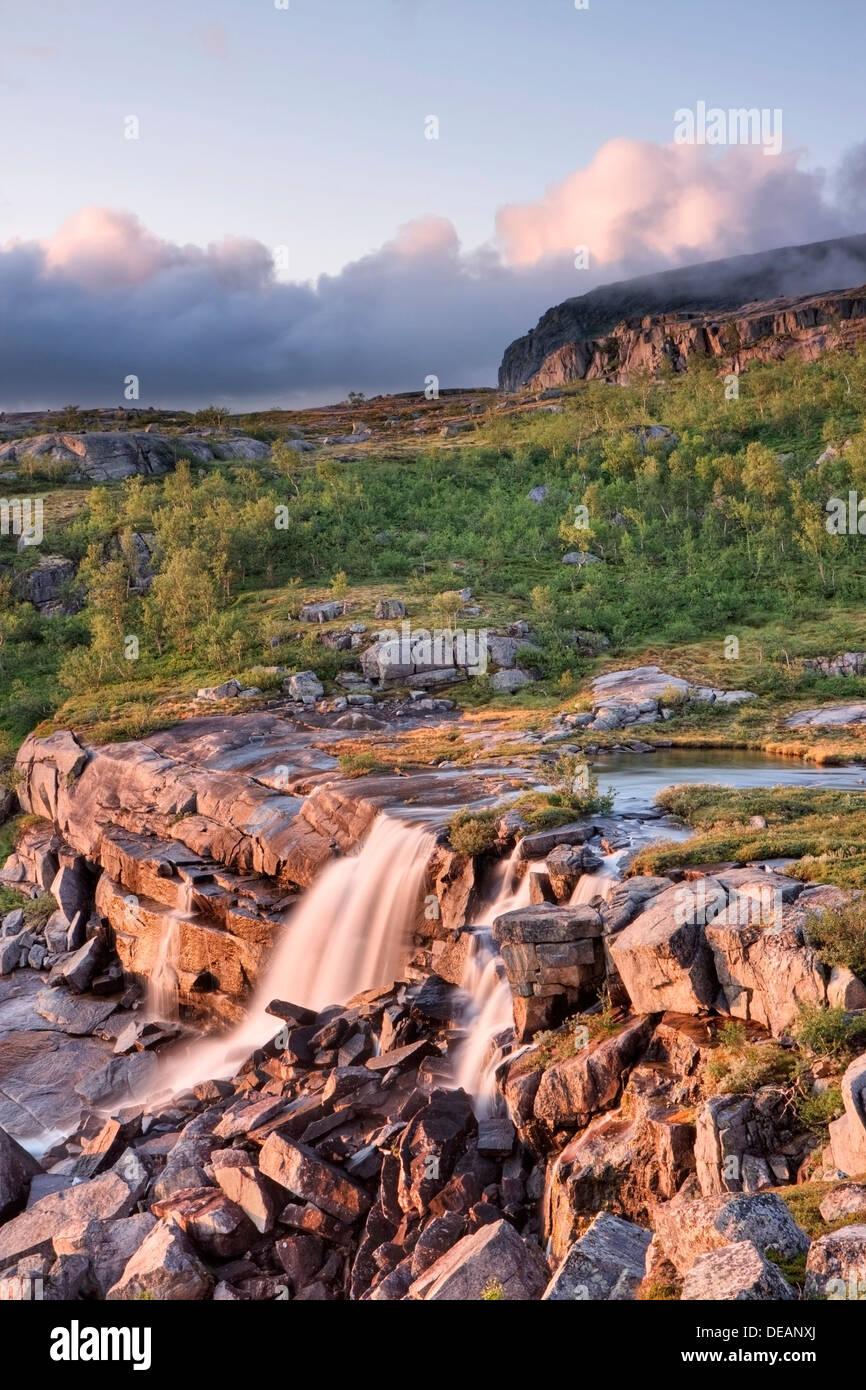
<box><xmin>499</xmin><ymin>232</ymin><xmax>866</xmax><ymax>390</ymax></box>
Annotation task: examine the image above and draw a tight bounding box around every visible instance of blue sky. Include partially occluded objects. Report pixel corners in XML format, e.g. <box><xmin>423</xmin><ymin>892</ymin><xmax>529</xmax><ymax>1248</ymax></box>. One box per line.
<box><xmin>2</xmin><ymin>0</ymin><xmax>863</xmax><ymax>279</ymax></box>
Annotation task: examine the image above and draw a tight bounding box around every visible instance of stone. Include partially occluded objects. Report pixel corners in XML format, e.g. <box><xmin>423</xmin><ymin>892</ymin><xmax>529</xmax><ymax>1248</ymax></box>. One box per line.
<box><xmin>408</xmin><ymin>1218</ymin><xmax>548</xmax><ymax>1301</ymax></box>
<box><xmin>49</xmin><ymin>935</ymin><xmax>104</xmax><ymax>993</ymax></box>
<box><xmin>653</xmin><ymin>1191</ymin><xmax>809</xmax><ymax>1275</ymax></box>
<box><xmin>491</xmin><ymin>669</ymin><xmax>534</xmax><ymax>694</ymax></box>
<box><xmin>534</xmin><ymin>1018</ymin><xmax>654</xmax><ymax>1133</ymax></box>
<box><xmin>829</xmin><ymin>1051</ymin><xmax>866</xmax><ymax>1175</ymax></box>
<box><xmin>543</xmin><ymin>1211</ymin><xmax>652</xmax><ymax>1300</ymax></box>
<box><xmin>681</xmin><ymin>1240</ymin><xmax>796</xmax><ymax>1300</ymax></box>
<box><xmin>375</xmin><ymin>598</ymin><xmax>407</xmax><ymax>619</ymax></box>
<box><xmin>527</xmin><ymin>485</ymin><xmax>548</xmax><ymax>503</ymax></box>
<box><xmin>477</xmin><ymin>1118</ymin><xmax>516</xmax><ymax>1158</ymax></box>
<box><xmin>299</xmin><ymin>601</ymin><xmax>344</xmax><ymax>623</ymax></box>
<box><xmin>211</xmin><ymin>1153</ymin><xmax>280</xmax><ymax>1234</ymax></box>
<box><xmin>259</xmin><ymin>1134</ymin><xmax>371</xmax><ymax>1224</ymax></box>
<box><xmin>609</xmin><ymin>881</ymin><xmax>720</xmax><ymax>1015</ymax></box>
<box><xmin>0</xmin><ymin>1125</ymin><xmax>43</xmax><ymax>1221</ymax></box>
<box><xmin>34</xmin><ymin>989</ymin><xmax>117</xmax><ymax>1036</ymax></box>
<box><xmin>561</xmin><ymin>551</ymin><xmax>601</xmax><ymax>567</ymax></box>
<box><xmin>827</xmin><ymin>966</ymin><xmax>866</xmax><ymax>1011</ymax></box>
<box><xmin>804</xmin><ymin>1225</ymin><xmax>866</xmax><ymax>1299</ymax></box>
<box><xmin>285</xmin><ymin>670</ymin><xmax>324</xmax><ymax>703</ymax></box>
<box><xmin>106</xmin><ymin>1220</ymin><xmax>214</xmax><ymax>1300</ymax></box>
<box><xmin>0</xmin><ymin>1169</ymin><xmax>145</xmax><ymax>1265</ymax></box>
<box><xmin>819</xmin><ymin>1184</ymin><xmax>866</xmax><ymax>1223</ymax></box>
<box><xmin>52</xmin><ymin>1213</ymin><xmax>157</xmax><ymax>1297</ymax></box>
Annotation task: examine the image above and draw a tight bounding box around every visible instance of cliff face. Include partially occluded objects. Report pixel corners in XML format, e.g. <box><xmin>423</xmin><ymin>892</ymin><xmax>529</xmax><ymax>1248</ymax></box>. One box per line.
<box><xmin>498</xmin><ymin>232</ymin><xmax>866</xmax><ymax>390</ymax></box>
<box><xmin>524</xmin><ymin>285</ymin><xmax>866</xmax><ymax>390</ymax></box>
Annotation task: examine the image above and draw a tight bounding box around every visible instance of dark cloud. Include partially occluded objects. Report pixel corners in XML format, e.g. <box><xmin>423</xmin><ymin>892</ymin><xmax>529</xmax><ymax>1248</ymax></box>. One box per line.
<box><xmin>1</xmin><ymin>141</ymin><xmax>864</xmax><ymax>411</ymax></box>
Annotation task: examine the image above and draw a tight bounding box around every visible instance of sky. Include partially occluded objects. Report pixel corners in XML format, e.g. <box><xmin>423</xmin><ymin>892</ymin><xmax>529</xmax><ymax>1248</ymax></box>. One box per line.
<box><xmin>1</xmin><ymin>0</ymin><xmax>865</xmax><ymax>410</ymax></box>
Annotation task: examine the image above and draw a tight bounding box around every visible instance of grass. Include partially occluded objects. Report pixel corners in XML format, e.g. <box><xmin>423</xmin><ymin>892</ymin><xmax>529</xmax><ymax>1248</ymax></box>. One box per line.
<box><xmin>794</xmin><ymin>1004</ymin><xmax>866</xmax><ymax>1063</ymax></box>
<box><xmin>803</xmin><ymin>900</ymin><xmax>866</xmax><ymax>977</ymax></box>
<box><xmin>776</xmin><ymin>1180</ymin><xmax>866</xmax><ymax>1240</ymax></box>
<box><xmin>532</xmin><ymin>995</ymin><xmax>623</xmax><ymax>1068</ymax></box>
<box><xmin>629</xmin><ymin>783</ymin><xmax>866</xmax><ymax>889</ymax></box>
<box><xmin>448</xmin><ymin>808</ymin><xmax>498</xmax><ymax>855</ymax></box>
<box><xmin>704</xmin><ymin>1022</ymin><xmax>797</xmax><ymax>1096</ymax></box>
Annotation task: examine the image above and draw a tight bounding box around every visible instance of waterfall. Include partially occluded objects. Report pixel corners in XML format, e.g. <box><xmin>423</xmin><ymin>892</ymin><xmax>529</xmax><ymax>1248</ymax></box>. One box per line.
<box><xmin>569</xmin><ymin>850</ymin><xmax>625</xmax><ymax>905</ymax></box>
<box><xmin>453</xmin><ymin>843</ymin><xmax>532</xmax><ymax>1111</ymax></box>
<box><xmin>157</xmin><ymin>815</ymin><xmax>435</xmax><ymax>1095</ymax></box>
<box><xmin>146</xmin><ymin>879</ymin><xmax>195</xmax><ymax>1021</ymax></box>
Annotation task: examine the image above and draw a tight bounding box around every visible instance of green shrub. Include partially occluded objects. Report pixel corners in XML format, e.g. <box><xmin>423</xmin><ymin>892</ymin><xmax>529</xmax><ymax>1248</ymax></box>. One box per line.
<box><xmin>803</xmin><ymin>901</ymin><xmax>866</xmax><ymax>978</ymax></box>
<box><xmin>795</xmin><ymin>1004</ymin><xmax>866</xmax><ymax>1061</ymax></box>
<box><xmin>448</xmin><ymin>808</ymin><xmax>498</xmax><ymax>856</ymax></box>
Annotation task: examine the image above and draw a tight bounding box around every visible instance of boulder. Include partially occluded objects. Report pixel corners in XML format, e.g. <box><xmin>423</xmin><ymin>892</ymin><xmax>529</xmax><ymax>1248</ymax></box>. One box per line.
<box><xmin>259</xmin><ymin>1134</ymin><xmax>371</xmax><ymax>1224</ymax></box>
<box><xmin>681</xmin><ymin>1240</ymin><xmax>796</xmax><ymax>1301</ymax></box>
<box><xmin>534</xmin><ymin>1017</ymin><xmax>654</xmax><ymax>1133</ymax></box>
<box><xmin>829</xmin><ymin>1051</ymin><xmax>866</xmax><ymax>1175</ymax></box>
<box><xmin>53</xmin><ymin>1213</ymin><xmax>158</xmax><ymax>1297</ymax></box>
<box><xmin>819</xmin><ymin>1184</ymin><xmax>866</xmax><ymax>1223</ymax></box>
<box><xmin>652</xmin><ymin>1191</ymin><xmax>809</xmax><ymax>1275</ymax></box>
<box><xmin>106</xmin><ymin>1220</ymin><xmax>213</xmax><ymax>1300</ymax></box>
<box><xmin>408</xmin><ymin>1218</ymin><xmax>548</xmax><ymax>1300</ymax></box>
<box><xmin>542</xmin><ymin>1211</ymin><xmax>651</xmax><ymax>1300</ymax></box>
<box><xmin>285</xmin><ymin>670</ymin><xmax>324</xmax><ymax>704</ymax></box>
<box><xmin>493</xmin><ymin>903</ymin><xmax>605</xmax><ymax>1040</ymax></box>
<box><xmin>0</xmin><ymin>1126</ymin><xmax>43</xmax><ymax>1221</ymax></box>
<box><xmin>804</xmin><ymin>1225</ymin><xmax>866</xmax><ymax>1300</ymax></box>
<box><xmin>491</xmin><ymin>669</ymin><xmax>534</xmax><ymax>694</ymax></box>
<box><xmin>0</xmin><ymin>1169</ymin><xmax>145</xmax><ymax>1265</ymax></box>
<box><xmin>375</xmin><ymin>598</ymin><xmax>407</xmax><ymax>620</ymax></box>
<box><xmin>610</xmin><ymin>881</ymin><xmax>720</xmax><ymax>1015</ymax></box>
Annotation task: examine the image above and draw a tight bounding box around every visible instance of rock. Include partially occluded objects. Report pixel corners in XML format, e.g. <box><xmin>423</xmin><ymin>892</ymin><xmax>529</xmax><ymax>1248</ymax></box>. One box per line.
<box><xmin>527</xmin><ymin>486</ymin><xmax>548</xmax><ymax>503</ymax></box>
<box><xmin>397</xmin><ymin>1090</ymin><xmax>476</xmax><ymax>1217</ymax></box>
<box><xmin>545</xmin><ymin>843</ymin><xmax>602</xmax><ymax>901</ymax></box>
<box><xmin>652</xmin><ymin>1191</ymin><xmax>809</xmax><ymax>1275</ymax></box>
<box><xmin>516</xmin><ymin>820</ymin><xmax>599</xmax><ymax>861</ymax></box>
<box><xmin>285</xmin><ymin>670</ymin><xmax>324</xmax><ymax>704</ymax></box>
<box><xmin>0</xmin><ymin>1169</ymin><xmax>145</xmax><ymax>1265</ymax></box>
<box><xmin>562</xmin><ymin>551</ymin><xmax>602</xmax><ymax>567</ymax></box>
<box><xmin>705</xmin><ymin>887</ymin><xmax>826</xmax><ymax>1036</ymax></box>
<box><xmin>408</xmin><ymin>1218</ymin><xmax>548</xmax><ymax>1300</ymax></box>
<box><xmin>35</xmin><ymin>989</ymin><xmax>117</xmax><ymax>1036</ymax></box>
<box><xmin>819</xmin><ymin>1184</ymin><xmax>866</xmax><ymax>1223</ymax></box>
<box><xmin>300</xmin><ymin>601</ymin><xmax>345</xmax><ymax>623</ymax></box>
<box><xmin>829</xmin><ymin>1051</ymin><xmax>866</xmax><ymax>1175</ymax></box>
<box><xmin>490</xmin><ymin>669</ymin><xmax>534</xmax><ymax>694</ymax></box>
<box><xmin>0</xmin><ymin>1126</ymin><xmax>42</xmax><ymax>1221</ymax></box>
<box><xmin>106</xmin><ymin>1219</ymin><xmax>214</xmax><ymax>1300</ymax></box>
<box><xmin>477</xmin><ymin>1118</ymin><xmax>516</xmax><ymax>1158</ymax></box>
<box><xmin>681</xmin><ymin>1240</ymin><xmax>796</xmax><ymax>1301</ymax></box>
<box><xmin>543</xmin><ymin>1212</ymin><xmax>652</xmax><ymax>1300</ymax></box>
<box><xmin>53</xmin><ymin>1213</ymin><xmax>157</xmax><ymax>1297</ymax></box>
<box><xmin>375</xmin><ymin>598</ymin><xmax>407</xmax><ymax>620</ymax></box>
<box><xmin>609</xmin><ymin>881</ymin><xmax>719</xmax><ymax>1016</ymax></box>
<box><xmin>493</xmin><ymin>903</ymin><xmax>605</xmax><ymax>1040</ymax></box>
<box><xmin>49</xmin><ymin>935</ymin><xmax>104</xmax><ymax>993</ymax></box>
<box><xmin>14</xmin><ymin>556</ymin><xmax>78</xmax><ymax>614</ymax></box>
<box><xmin>534</xmin><ymin>1018</ymin><xmax>654</xmax><ymax>1133</ymax></box>
<box><xmin>211</xmin><ymin>1153</ymin><xmax>280</xmax><ymax>1234</ymax></box>
<box><xmin>196</xmin><ymin>679</ymin><xmax>243</xmax><ymax>701</ymax></box>
<box><xmin>259</xmin><ymin>1134</ymin><xmax>371</xmax><ymax>1224</ymax></box>
<box><xmin>1</xmin><ymin>908</ymin><xmax>24</xmax><ymax>936</ymax></box>
<box><xmin>804</xmin><ymin>1225</ymin><xmax>866</xmax><ymax>1299</ymax></box>
<box><xmin>828</xmin><ymin>966</ymin><xmax>866</xmax><ymax>1011</ymax></box>
<box><xmin>786</xmin><ymin>703</ymin><xmax>866</xmax><ymax>728</ymax></box>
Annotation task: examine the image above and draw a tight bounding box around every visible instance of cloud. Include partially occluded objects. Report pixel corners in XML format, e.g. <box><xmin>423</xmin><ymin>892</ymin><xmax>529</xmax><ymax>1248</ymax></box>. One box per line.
<box><xmin>496</xmin><ymin>138</ymin><xmax>842</xmax><ymax>268</ymax></box>
<box><xmin>1</xmin><ymin>140</ymin><xmax>864</xmax><ymax>410</ymax></box>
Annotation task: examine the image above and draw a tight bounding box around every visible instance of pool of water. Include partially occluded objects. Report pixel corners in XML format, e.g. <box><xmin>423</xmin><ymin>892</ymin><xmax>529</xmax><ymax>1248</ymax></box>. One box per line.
<box><xmin>594</xmin><ymin>748</ymin><xmax>866</xmax><ymax>815</ymax></box>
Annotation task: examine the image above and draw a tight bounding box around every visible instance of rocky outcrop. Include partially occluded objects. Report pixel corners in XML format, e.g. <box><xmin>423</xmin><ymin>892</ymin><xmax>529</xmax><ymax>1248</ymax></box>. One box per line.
<box><xmin>0</xmin><ymin>431</ymin><xmax>267</xmax><ymax>481</ymax></box>
<box><xmin>587</xmin><ymin>666</ymin><xmax>754</xmax><ymax>732</ymax></box>
<box><xmin>492</xmin><ymin>903</ymin><xmax>605</xmax><ymax>1040</ymax></box>
<box><xmin>499</xmin><ymin>233</ymin><xmax>866</xmax><ymax>390</ymax></box>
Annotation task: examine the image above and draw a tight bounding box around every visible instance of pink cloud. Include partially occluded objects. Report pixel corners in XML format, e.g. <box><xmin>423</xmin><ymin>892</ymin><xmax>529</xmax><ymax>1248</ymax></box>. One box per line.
<box><xmin>496</xmin><ymin>138</ymin><xmax>839</xmax><ymax>267</ymax></box>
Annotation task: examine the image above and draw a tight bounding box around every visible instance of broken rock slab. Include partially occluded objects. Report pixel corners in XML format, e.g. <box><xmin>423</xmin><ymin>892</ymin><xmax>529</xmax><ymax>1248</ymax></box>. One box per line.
<box><xmin>408</xmin><ymin>1217</ymin><xmax>548</xmax><ymax>1300</ymax></box>
<box><xmin>542</xmin><ymin>1211</ymin><xmax>651</xmax><ymax>1300</ymax></box>
<box><xmin>681</xmin><ymin>1240</ymin><xmax>796</xmax><ymax>1301</ymax></box>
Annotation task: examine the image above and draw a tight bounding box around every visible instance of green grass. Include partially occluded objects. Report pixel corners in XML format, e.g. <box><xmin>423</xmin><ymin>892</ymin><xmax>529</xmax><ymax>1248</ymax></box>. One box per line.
<box><xmin>630</xmin><ymin>783</ymin><xmax>866</xmax><ymax>888</ymax></box>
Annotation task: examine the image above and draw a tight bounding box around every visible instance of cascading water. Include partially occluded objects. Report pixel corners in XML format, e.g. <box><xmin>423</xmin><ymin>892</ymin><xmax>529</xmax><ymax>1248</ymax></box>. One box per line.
<box><xmin>157</xmin><ymin>815</ymin><xmax>435</xmax><ymax>1096</ymax></box>
<box><xmin>453</xmin><ymin>844</ymin><xmax>533</xmax><ymax>1112</ymax></box>
<box><xmin>146</xmin><ymin>878</ymin><xmax>195</xmax><ymax>1021</ymax></box>
<box><xmin>569</xmin><ymin>850</ymin><xmax>625</xmax><ymax>905</ymax></box>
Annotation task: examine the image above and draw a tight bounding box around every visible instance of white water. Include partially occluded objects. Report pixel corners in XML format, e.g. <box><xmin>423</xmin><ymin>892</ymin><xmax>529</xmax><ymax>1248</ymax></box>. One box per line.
<box><xmin>453</xmin><ymin>845</ymin><xmax>532</xmax><ymax>1111</ymax></box>
<box><xmin>157</xmin><ymin>815</ymin><xmax>435</xmax><ymax>1095</ymax></box>
<box><xmin>146</xmin><ymin>879</ymin><xmax>195</xmax><ymax>1021</ymax></box>
<box><xmin>569</xmin><ymin>850</ymin><xmax>625</xmax><ymax>905</ymax></box>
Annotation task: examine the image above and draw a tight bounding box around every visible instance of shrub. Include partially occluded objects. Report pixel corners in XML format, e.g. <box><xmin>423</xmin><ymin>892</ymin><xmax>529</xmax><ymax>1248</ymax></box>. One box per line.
<box><xmin>448</xmin><ymin>808</ymin><xmax>498</xmax><ymax>856</ymax></box>
<box><xmin>803</xmin><ymin>900</ymin><xmax>866</xmax><ymax>978</ymax></box>
<box><xmin>795</xmin><ymin>1004</ymin><xmax>866</xmax><ymax>1061</ymax></box>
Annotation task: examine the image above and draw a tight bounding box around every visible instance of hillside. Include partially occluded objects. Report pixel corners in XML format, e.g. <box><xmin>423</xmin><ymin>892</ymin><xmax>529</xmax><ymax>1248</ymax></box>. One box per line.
<box><xmin>499</xmin><ymin>233</ymin><xmax>866</xmax><ymax>390</ymax></box>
